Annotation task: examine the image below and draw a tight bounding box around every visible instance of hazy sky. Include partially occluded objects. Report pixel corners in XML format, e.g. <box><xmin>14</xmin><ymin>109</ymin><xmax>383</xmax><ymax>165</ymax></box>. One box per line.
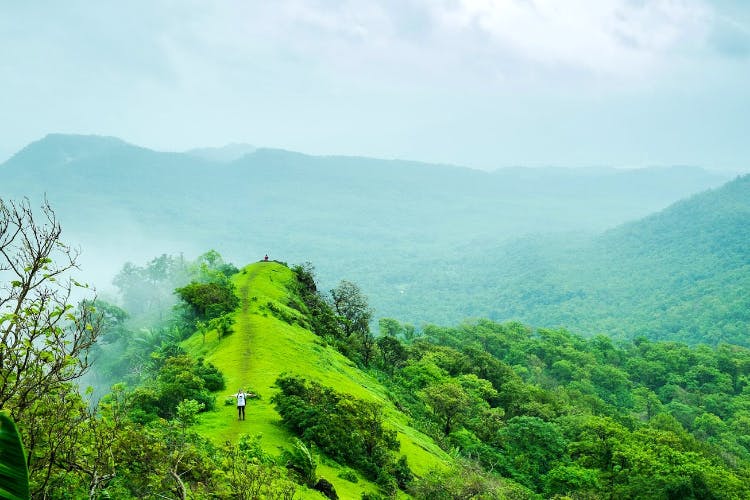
<box><xmin>1</xmin><ymin>1</ymin><xmax>749</xmax><ymax>170</ymax></box>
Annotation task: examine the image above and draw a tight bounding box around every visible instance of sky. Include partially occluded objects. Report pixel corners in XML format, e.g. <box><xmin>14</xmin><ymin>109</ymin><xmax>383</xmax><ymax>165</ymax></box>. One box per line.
<box><xmin>1</xmin><ymin>0</ymin><xmax>749</xmax><ymax>171</ymax></box>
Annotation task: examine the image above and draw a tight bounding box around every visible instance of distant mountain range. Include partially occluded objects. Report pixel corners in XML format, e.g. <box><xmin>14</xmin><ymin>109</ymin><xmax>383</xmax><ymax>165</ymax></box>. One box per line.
<box><xmin>1</xmin><ymin>133</ymin><xmax>745</xmax><ymax>344</ymax></box>
<box><xmin>186</xmin><ymin>143</ymin><xmax>256</xmax><ymax>163</ymax></box>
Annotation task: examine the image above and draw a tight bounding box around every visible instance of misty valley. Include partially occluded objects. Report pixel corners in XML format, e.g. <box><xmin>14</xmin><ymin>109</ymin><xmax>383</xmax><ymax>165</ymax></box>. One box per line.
<box><xmin>1</xmin><ymin>135</ymin><xmax>750</xmax><ymax>499</ymax></box>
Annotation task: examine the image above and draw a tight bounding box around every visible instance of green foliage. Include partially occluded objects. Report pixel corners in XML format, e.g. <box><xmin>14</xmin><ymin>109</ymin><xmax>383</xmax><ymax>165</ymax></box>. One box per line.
<box><xmin>113</xmin><ymin>253</ymin><xmax>190</xmax><ymax>322</ymax></box>
<box><xmin>392</xmin><ymin>455</ymin><xmax>413</xmax><ymax>491</ymax></box>
<box><xmin>0</xmin><ymin>411</ymin><xmax>29</xmax><ymax>500</ymax></box>
<box><xmin>87</xmin><ymin>250</ymin><xmax>240</xmax><ymax>398</ymax></box>
<box><xmin>176</xmin><ymin>399</ymin><xmax>205</xmax><ymax>428</ymax></box>
<box><xmin>380</xmin><ymin>318</ymin><xmax>750</xmax><ymax>497</ymax></box>
<box><xmin>128</xmin><ymin>354</ymin><xmax>224</xmax><ymax>420</ymax></box>
<box><xmin>292</xmin><ymin>266</ymin><xmax>380</xmax><ymax>367</ymax></box>
<box><xmin>220</xmin><ymin>441</ymin><xmax>297</xmax><ymax>500</ymax></box>
<box><xmin>376</xmin><ymin>335</ymin><xmax>407</xmax><ymax>373</ymax></box>
<box><xmin>543</xmin><ymin>464</ymin><xmax>600</xmax><ymax>498</ymax></box>
<box><xmin>392</xmin><ymin>175</ymin><xmax>750</xmax><ymax>348</ymax></box>
<box><xmin>378</xmin><ymin>318</ymin><xmax>403</xmax><ymax>338</ymax></box>
<box><xmin>272</xmin><ymin>375</ymin><xmax>405</xmax><ymax>487</ymax></box>
<box><xmin>422</xmin><ymin>381</ymin><xmax>471</xmax><ymax>436</ymax></box>
<box><xmin>337</xmin><ymin>468</ymin><xmax>359</xmax><ymax>483</ymax></box>
<box><xmin>0</xmin><ymin>198</ymin><xmax>108</xmax><ymax>496</ymax></box>
<box><xmin>281</xmin><ymin>438</ymin><xmax>317</xmax><ymax>487</ymax></box>
<box><xmin>330</xmin><ymin>280</ymin><xmax>377</xmax><ymax>366</ymax></box>
<box><xmin>291</xmin><ymin>263</ymin><xmax>342</xmax><ymax>339</ymax></box>
<box><xmin>497</xmin><ymin>416</ymin><xmax>567</xmax><ymax>488</ymax></box>
<box><xmin>16</xmin><ymin>240</ymin><xmax>750</xmax><ymax>499</ymax></box>
<box><xmin>409</xmin><ymin>460</ymin><xmax>535</xmax><ymax>499</ymax></box>
<box><xmin>175</xmin><ymin>280</ymin><xmax>239</xmax><ymax>323</ymax></box>
<box><xmin>208</xmin><ymin>313</ymin><xmax>235</xmax><ymax>339</ymax></box>
<box><xmin>193</xmin><ymin>357</ymin><xmax>226</xmax><ymax>392</ymax></box>
<box><xmin>330</xmin><ymin>280</ymin><xmax>372</xmax><ymax>338</ymax></box>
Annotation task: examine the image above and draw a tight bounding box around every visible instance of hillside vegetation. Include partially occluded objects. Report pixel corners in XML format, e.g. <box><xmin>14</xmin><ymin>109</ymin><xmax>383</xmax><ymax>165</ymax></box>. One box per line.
<box><xmin>430</xmin><ymin>174</ymin><xmax>750</xmax><ymax>346</ymax></box>
<box><xmin>182</xmin><ymin>262</ymin><xmax>449</xmax><ymax>498</ymax></box>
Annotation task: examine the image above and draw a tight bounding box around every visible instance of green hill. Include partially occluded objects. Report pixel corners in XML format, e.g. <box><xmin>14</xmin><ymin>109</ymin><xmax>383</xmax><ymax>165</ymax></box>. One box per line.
<box><xmin>435</xmin><ymin>174</ymin><xmax>750</xmax><ymax>345</ymax></box>
<box><xmin>181</xmin><ymin>261</ymin><xmax>448</xmax><ymax>498</ymax></box>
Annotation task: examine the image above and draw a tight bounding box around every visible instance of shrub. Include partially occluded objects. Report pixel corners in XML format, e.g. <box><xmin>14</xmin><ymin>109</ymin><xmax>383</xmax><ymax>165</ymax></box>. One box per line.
<box><xmin>338</xmin><ymin>469</ymin><xmax>359</xmax><ymax>483</ymax></box>
<box><xmin>272</xmin><ymin>376</ymin><xmax>402</xmax><ymax>487</ymax></box>
<box><xmin>175</xmin><ymin>281</ymin><xmax>240</xmax><ymax>321</ymax></box>
<box><xmin>313</xmin><ymin>478</ymin><xmax>338</xmax><ymax>500</ymax></box>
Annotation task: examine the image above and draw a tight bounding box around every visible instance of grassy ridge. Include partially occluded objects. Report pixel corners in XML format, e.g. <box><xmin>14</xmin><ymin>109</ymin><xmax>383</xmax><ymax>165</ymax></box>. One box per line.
<box><xmin>183</xmin><ymin>261</ymin><xmax>448</xmax><ymax>498</ymax></box>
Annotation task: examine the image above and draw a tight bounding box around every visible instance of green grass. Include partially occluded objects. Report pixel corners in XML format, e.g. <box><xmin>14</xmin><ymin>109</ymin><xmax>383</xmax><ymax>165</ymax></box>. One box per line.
<box><xmin>183</xmin><ymin>261</ymin><xmax>448</xmax><ymax>498</ymax></box>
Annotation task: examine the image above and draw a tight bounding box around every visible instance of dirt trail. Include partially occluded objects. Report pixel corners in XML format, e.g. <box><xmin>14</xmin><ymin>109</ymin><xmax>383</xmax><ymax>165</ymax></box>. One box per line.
<box><xmin>233</xmin><ymin>264</ymin><xmax>264</xmax><ymax>383</ymax></box>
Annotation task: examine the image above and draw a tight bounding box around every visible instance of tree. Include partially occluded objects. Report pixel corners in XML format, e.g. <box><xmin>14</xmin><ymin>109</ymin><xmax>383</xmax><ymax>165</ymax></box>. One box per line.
<box><xmin>282</xmin><ymin>439</ymin><xmax>317</xmax><ymax>488</ymax></box>
<box><xmin>330</xmin><ymin>280</ymin><xmax>375</xmax><ymax>365</ymax></box>
<box><xmin>0</xmin><ymin>198</ymin><xmax>100</xmax><ymax>416</ymax></box>
<box><xmin>113</xmin><ymin>254</ymin><xmax>189</xmax><ymax>321</ymax></box>
<box><xmin>175</xmin><ymin>281</ymin><xmax>239</xmax><ymax>325</ymax></box>
<box><xmin>208</xmin><ymin>313</ymin><xmax>234</xmax><ymax>339</ymax></box>
<box><xmin>330</xmin><ymin>280</ymin><xmax>371</xmax><ymax>338</ymax></box>
<box><xmin>422</xmin><ymin>381</ymin><xmax>471</xmax><ymax>436</ymax></box>
<box><xmin>291</xmin><ymin>263</ymin><xmax>342</xmax><ymax>340</ymax></box>
<box><xmin>0</xmin><ymin>198</ymin><xmax>107</xmax><ymax>496</ymax></box>
<box><xmin>378</xmin><ymin>318</ymin><xmax>403</xmax><ymax>338</ymax></box>
<box><xmin>376</xmin><ymin>335</ymin><xmax>407</xmax><ymax>373</ymax></box>
<box><xmin>497</xmin><ymin>416</ymin><xmax>567</xmax><ymax>488</ymax></box>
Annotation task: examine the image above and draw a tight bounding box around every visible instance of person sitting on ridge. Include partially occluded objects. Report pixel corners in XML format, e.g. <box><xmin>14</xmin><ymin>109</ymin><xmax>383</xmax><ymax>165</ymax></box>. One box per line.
<box><xmin>264</xmin><ymin>254</ymin><xmax>269</xmax><ymax>261</ymax></box>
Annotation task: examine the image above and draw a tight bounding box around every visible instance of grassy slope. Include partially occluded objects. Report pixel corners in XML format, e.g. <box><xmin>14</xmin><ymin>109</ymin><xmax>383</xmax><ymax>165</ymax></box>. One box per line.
<box><xmin>184</xmin><ymin>262</ymin><xmax>448</xmax><ymax>498</ymax></box>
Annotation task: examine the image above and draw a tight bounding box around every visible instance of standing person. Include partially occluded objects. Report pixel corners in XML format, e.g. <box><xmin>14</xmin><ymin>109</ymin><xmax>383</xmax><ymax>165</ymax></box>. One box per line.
<box><xmin>234</xmin><ymin>389</ymin><xmax>247</xmax><ymax>420</ymax></box>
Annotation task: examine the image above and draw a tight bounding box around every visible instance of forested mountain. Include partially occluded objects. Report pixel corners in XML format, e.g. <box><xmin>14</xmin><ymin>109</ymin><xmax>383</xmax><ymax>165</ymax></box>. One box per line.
<box><xmin>3</xmin><ymin>135</ymin><xmax>728</xmax><ymax>248</ymax></box>
<box><xmin>0</xmin><ymin>133</ymin><xmax>736</xmax><ymax>345</ymax></box>
<box><xmin>412</xmin><ymin>174</ymin><xmax>750</xmax><ymax>346</ymax></box>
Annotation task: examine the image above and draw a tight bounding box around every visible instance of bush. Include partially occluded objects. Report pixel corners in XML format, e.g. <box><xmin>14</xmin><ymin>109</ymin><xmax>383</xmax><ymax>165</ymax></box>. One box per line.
<box><xmin>338</xmin><ymin>469</ymin><xmax>359</xmax><ymax>483</ymax></box>
<box><xmin>272</xmin><ymin>376</ymin><xmax>401</xmax><ymax>486</ymax></box>
<box><xmin>175</xmin><ymin>281</ymin><xmax>240</xmax><ymax>321</ymax></box>
<box><xmin>195</xmin><ymin>358</ymin><xmax>226</xmax><ymax>391</ymax></box>
<box><xmin>313</xmin><ymin>478</ymin><xmax>338</xmax><ymax>500</ymax></box>
<box><xmin>393</xmin><ymin>455</ymin><xmax>413</xmax><ymax>490</ymax></box>
<box><xmin>129</xmin><ymin>354</ymin><xmax>225</xmax><ymax>420</ymax></box>
<box><xmin>208</xmin><ymin>314</ymin><xmax>235</xmax><ymax>339</ymax></box>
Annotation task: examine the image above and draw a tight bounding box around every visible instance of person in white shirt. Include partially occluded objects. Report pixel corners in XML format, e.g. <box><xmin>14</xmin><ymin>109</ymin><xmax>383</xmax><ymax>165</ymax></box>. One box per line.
<box><xmin>234</xmin><ymin>389</ymin><xmax>247</xmax><ymax>420</ymax></box>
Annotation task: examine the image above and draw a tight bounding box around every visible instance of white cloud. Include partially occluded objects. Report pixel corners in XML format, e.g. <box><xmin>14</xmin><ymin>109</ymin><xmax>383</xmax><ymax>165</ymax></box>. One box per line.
<box><xmin>427</xmin><ymin>0</ymin><xmax>712</xmax><ymax>78</ymax></box>
<box><xmin>158</xmin><ymin>0</ymin><xmax>715</xmax><ymax>89</ymax></box>
<box><xmin>1</xmin><ymin>0</ymin><xmax>747</xmax><ymax>168</ymax></box>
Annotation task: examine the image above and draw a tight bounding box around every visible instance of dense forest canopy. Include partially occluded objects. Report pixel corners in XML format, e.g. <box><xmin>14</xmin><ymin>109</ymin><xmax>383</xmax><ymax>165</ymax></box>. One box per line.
<box><xmin>407</xmin><ymin>174</ymin><xmax>750</xmax><ymax>346</ymax></box>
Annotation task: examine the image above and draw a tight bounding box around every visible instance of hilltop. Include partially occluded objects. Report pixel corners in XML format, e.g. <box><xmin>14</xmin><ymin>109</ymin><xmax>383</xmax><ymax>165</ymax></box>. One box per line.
<box><xmin>180</xmin><ymin>261</ymin><xmax>448</xmax><ymax>498</ymax></box>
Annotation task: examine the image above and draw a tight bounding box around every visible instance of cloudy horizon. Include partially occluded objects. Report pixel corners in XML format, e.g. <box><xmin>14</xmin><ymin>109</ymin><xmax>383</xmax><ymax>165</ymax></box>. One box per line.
<box><xmin>1</xmin><ymin>0</ymin><xmax>749</xmax><ymax>171</ymax></box>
